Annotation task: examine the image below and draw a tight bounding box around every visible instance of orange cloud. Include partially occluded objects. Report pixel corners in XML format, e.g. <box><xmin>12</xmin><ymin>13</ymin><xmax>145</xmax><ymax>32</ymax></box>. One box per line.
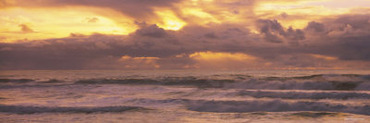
<box><xmin>309</xmin><ymin>54</ymin><xmax>338</xmax><ymax>61</ymax></box>
<box><xmin>190</xmin><ymin>51</ymin><xmax>256</xmax><ymax>61</ymax></box>
<box><xmin>18</xmin><ymin>24</ymin><xmax>34</xmax><ymax>33</ymax></box>
<box><xmin>188</xmin><ymin>51</ymin><xmax>264</xmax><ymax>70</ymax></box>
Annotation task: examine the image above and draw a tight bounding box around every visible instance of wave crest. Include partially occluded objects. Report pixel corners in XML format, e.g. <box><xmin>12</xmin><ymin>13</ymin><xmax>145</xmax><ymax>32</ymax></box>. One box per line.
<box><xmin>186</xmin><ymin>100</ymin><xmax>370</xmax><ymax>115</ymax></box>
<box><xmin>0</xmin><ymin>105</ymin><xmax>148</xmax><ymax>114</ymax></box>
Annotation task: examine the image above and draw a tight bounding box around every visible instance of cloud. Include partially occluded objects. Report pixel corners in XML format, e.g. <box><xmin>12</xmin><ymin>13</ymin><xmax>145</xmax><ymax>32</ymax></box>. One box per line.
<box><xmin>1</xmin><ymin>0</ymin><xmax>183</xmax><ymax>19</ymax></box>
<box><xmin>18</xmin><ymin>24</ymin><xmax>34</xmax><ymax>33</ymax></box>
<box><xmin>86</xmin><ymin>17</ymin><xmax>99</xmax><ymax>23</ymax></box>
<box><xmin>257</xmin><ymin>19</ymin><xmax>305</xmax><ymax>43</ymax></box>
<box><xmin>1</xmin><ymin>13</ymin><xmax>370</xmax><ymax>70</ymax></box>
<box><xmin>4</xmin><ymin>0</ymin><xmax>367</xmax><ymax>43</ymax></box>
<box><xmin>118</xmin><ymin>55</ymin><xmax>160</xmax><ymax>69</ymax></box>
<box><xmin>301</xmin><ymin>14</ymin><xmax>370</xmax><ymax>61</ymax></box>
<box><xmin>134</xmin><ymin>24</ymin><xmax>167</xmax><ymax>38</ymax></box>
<box><xmin>305</xmin><ymin>21</ymin><xmax>326</xmax><ymax>33</ymax></box>
<box><xmin>188</xmin><ymin>51</ymin><xmax>264</xmax><ymax>70</ymax></box>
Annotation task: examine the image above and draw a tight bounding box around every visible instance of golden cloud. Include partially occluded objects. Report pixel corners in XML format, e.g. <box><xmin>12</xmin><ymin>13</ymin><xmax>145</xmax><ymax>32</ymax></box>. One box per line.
<box><xmin>188</xmin><ymin>51</ymin><xmax>265</xmax><ymax>70</ymax></box>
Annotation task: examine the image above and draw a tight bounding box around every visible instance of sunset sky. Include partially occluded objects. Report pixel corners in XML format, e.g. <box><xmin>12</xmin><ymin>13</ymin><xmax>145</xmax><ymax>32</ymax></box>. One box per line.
<box><xmin>0</xmin><ymin>0</ymin><xmax>369</xmax><ymax>70</ymax></box>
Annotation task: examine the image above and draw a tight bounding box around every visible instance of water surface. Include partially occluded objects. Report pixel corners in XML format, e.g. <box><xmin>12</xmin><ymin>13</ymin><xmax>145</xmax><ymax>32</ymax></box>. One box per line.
<box><xmin>0</xmin><ymin>70</ymin><xmax>369</xmax><ymax>122</ymax></box>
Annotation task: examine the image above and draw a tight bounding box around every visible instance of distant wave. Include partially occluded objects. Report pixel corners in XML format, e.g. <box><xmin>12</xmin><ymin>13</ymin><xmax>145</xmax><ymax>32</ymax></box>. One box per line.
<box><xmin>74</xmin><ymin>74</ymin><xmax>370</xmax><ymax>90</ymax></box>
<box><xmin>235</xmin><ymin>90</ymin><xmax>370</xmax><ymax>100</ymax></box>
<box><xmin>0</xmin><ymin>105</ymin><xmax>148</xmax><ymax>114</ymax></box>
<box><xmin>0</xmin><ymin>79</ymin><xmax>34</xmax><ymax>83</ymax></box>
<box><xmin>262</xmin><ymin>74</ymin><xmax>370</xmax><ymax>81</ymax></box>
<box><xmin>0</xmin><ymin>84</ymin><xmax>70</xmax><ymax>89</ymax></box>
<box><xmin>75</xmin><ymin>78</ymin><xmax>235</xmax><ymax>88</ymax></box>
<box><xmin>0</xmin><ymin>78</ymin><xmax>65</xmax><ymax>84</ymax></box>
<box><xmin>185</xmin><ymin>99</ymin><xmax>370</xmax><ymax>115</ymax></box>
<box><xmin>41</xmin><ymin>79</ymin><xmax>64</xmax><ymax>83</ymax></box>
<box><xmin>4</xmin><ymin>99</ymin><xmax>366</xmax><ymax>115</ymax></box>
<box><xmin>93</xmin><ymin>98</ymin><xmax>370</xmax><ymax>115</ymax></box>
<box><xmin>1</xmin><ymin>74</ymin><xmax>369</xmax><ymax>90</ymax></box>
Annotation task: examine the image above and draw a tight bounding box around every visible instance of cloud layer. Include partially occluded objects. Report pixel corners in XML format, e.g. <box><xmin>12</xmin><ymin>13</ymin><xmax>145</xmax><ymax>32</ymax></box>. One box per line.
<box><xmin>0</xmin><ymin>0</ymin><xmax>369</xmax><ymax>70</ymax></box>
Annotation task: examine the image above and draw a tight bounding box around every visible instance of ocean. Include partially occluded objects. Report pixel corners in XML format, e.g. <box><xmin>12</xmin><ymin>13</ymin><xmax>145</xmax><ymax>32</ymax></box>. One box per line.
<box><xmin>0</xmin><ymin>70</ymin><xmax>369</xmax><ymax>122</ymax></box>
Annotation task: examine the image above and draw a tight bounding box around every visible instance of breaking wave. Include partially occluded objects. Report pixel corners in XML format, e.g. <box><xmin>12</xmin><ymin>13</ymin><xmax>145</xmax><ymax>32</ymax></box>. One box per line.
<box><xmin>75</xmin><ymin>78</ymin><xmax>235</xmax><ymax>88</ymax></box>
<box><xmin>73</xmin><ymin>74</ymin><xmax>370</xmax><ymax>90</ymax></box>
<box><xmin>0</xmin><ymin>78</ymin><xmax>34</xmax><ymax>83</ymax></box>
<box><xmin>235</xmin><ymin>90</ymin><xmax>370</xmax><ymax>100</ymax></box>
<box><xmin>91</xmin><ymin>97</ymin><xmax>369</xmax><ymax>115</ymax></box>
<box><xmin>185</xmin><ymin>99</ymin><xmax>370</xmax><ymax>115</ymax></box>
<box><xmin>0</xmin><ymin>105</ymin><xmax>148</xmax><ymax>114</ymax></box>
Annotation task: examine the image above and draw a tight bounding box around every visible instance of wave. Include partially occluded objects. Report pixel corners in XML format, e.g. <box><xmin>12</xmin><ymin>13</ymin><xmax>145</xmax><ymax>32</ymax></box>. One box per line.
<box><xmin>0</xmin><ymin>78</ymin><xmax>34</xmax><ymax>83</ymax></box>
<box><xmin>41</xmin><ymin>79</ymin><xmax>64</xmax><ymax>83</ymax></box>
<box><xmin>224</xmin><ymin>80</ymin><xmax>366</xmax><ymax>90</ymax></box>
<box><xmin>290</xmin><ymin>112</ymin><xmax>341</xmax><ymax>118</ymax></box>
<box><xmin>74</xmin><ymin>76</ymin><xmax>369</xmax><ymax>90</ymax></box>
<box><xmin>0</xmin><ymin>105</ymin><xmax>148</xmax><ymax>114</ymax></box>
<box><xmin>0</xmin><ymin>98</ymin><xmax>368</xmax><ymax>115</ymax></box>
<box><xmin>75</xmin><ymin>78</ymin><xmax>235</xmax><ymax>88</ymax></box>
<box><xmin>0</xmin><ymin>79</ymin><xmax>67</xmax><ymax>89</ymax></box>
<box><xmin>92</xmin><ymin>98</ymin><xmax>370</xmax><ymax>115</ymax></box>
<box><xmin>2</xmin><ymin>74</ymin><xmax>369</xmax><ymax>91</ymax></box>
<box><xmin>263</xmin><ymin>74</ymin><xmax>370</xmax><ymax>80</ymax></box>
<box><xmin>185</xmin><ymin>99</ymin><xmax>370</xmax><ymax>115</ymax></box>
<box><xmin>235</xmin><ymin>90</ymin><xmax>370</xmax><ymax>100</ymax></box>
<box><xmin>0</xmin><ymin>78</ymin><xmax>65</xmax><ymax>84</ymax></box>
<box><xmin>0</xmin><ymin>84</ymin><xmax>71</xmax><ymax>89</ymax></box>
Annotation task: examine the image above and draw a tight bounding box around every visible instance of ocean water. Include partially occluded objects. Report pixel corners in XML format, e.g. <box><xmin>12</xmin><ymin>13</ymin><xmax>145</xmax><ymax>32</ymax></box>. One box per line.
<box><xmin>0</xmin><ymin>70</ymin><xmax>369</xmax><ymax>123</ymax></box>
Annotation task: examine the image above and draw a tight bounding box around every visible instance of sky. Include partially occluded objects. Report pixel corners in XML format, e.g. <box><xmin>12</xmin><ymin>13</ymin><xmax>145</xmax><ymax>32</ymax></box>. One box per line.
<box><xmin>0</xmin><ymin>0</ymin><xmax>369</xmax><ymax>70</ymax></box>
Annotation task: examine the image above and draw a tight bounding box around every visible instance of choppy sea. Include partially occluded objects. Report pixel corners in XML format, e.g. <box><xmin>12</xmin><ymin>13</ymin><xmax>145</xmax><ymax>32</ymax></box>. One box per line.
<box><xmin>0</xmin><ymin>70</ymin><xmax>369</xmax><ymax>123</ymax></box>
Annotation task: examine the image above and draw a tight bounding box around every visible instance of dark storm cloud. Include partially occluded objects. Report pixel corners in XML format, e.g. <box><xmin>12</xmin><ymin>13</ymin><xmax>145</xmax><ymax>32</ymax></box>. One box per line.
<box><xmin>249</xmin><ymin>14</ymin><xmax>370</xmax><ymax>62</ymax></box>
<box><xmin>305</xmin><ymin>21</ymin><xmax>326</xmax><ymax>33</ymax></box>
<box><xmin>0</xmin><ymin>29</ymin><xmax>189</xmax><ymax>69</ymax></box>
<box><xmin>134</xmin><ymin>24</ymin><xmax>167</xmax><ymax>38</ymax></box>
<box><xmin>300</xmin><ymin>14</ymin><xmax>370</xmax><ymax>61</ymax></box>
<box><xmin>257</xmin><ymin>19</ymin><xmax>305</xmax><ymax>43</ymax></box>
<box><xmin>0</xmin><ymin>35</ymin><xmax>122</xmax><ymax>69</ymax></box>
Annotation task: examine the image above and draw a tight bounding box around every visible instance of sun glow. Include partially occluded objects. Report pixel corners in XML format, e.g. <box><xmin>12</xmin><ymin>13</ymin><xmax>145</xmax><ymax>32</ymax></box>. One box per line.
<box><xmin>190</xmin><ymin>51</ymin><xmax>256</xmax><ymax>61</ymax></box>
<box><xmin>181</xmin><ymin>8</ymin><xmax>220</xmax><ymax>25</ymax></box>
<box><xmin>154</xmin><ymin>9</ymin><xmax>187</xmax><ymax>31</ymax></box>
<box><xmin>0</xmin><ymin>7</ymin><xmax>134</xmax><ymax>43</ymax></box>
<box><xmin>188</xmin><ymin>51</ymin><xmax>260</xmax><ymax>69</ymax></box>
<box><xmin>309</xmin><ymin>54</ymin><xmax>338</xmax><ymax>61</ymax></box>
